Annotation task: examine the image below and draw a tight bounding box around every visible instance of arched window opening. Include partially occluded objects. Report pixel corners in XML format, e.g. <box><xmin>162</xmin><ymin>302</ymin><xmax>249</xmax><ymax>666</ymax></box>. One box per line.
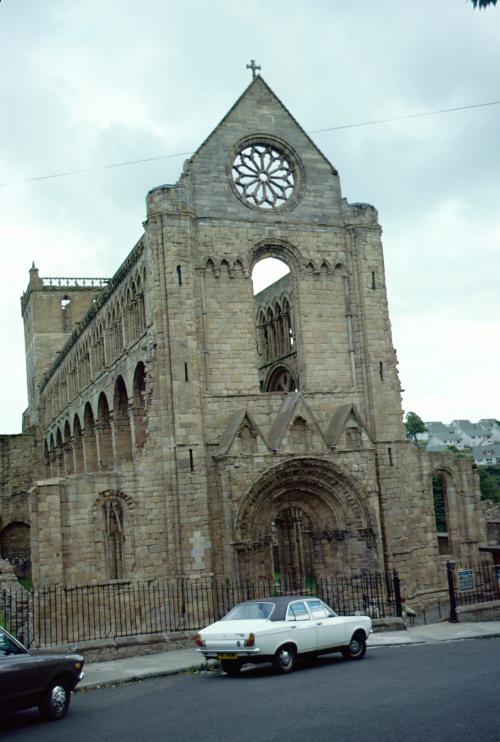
<box><xmin>113</xmin><ymin>376</ymin><xmax>132</xmax><ymax>462</ymax></box>
<box><xmin>252</xmin><ymin>256</ymin><xmax>298</xmax><ymax>392</ymax></box>
<box><xmin>133</xmin><ymin>362</ymin><xmax>147</xmax><ymax>449</ymax></box>
<box><xmin>44</xmin><ymin>440</ymin><xmax>50</xmax><ymax>478</ymax></box>
<box><xmin>49</xmin><ymin>434</ymin><xmax>55</xmax><ymax>477</ymax></box>
<box><xmin>61</xmin><ymin>295</ymin><xmax>72</xmax><ymax>332</ymax></box>
<box><xmin>63</xmin><ymin>420</ymin><xmax>74</xmax><ymax>475</ymax></box>
<box><xmin>136</xmin><ymin>281</ymin><xmax>145</xmax><ymax>336</ymax></box>
<box><xmin>432</xmin><ymin>472</ymin><xmax>450</xmax><ymax>555</ymax></box>
<box><xmin>55</xmin><ymin>428</ymin><xmax>64</xmax><ymax>477</ymax></box>
<box><xmin>256</xmin><ymin>309</ymin><xmax>268</xmax><ymax>361</ymax></box>
<box><xmin>282</xmin><ymin>298</ymin><xmax>293</xmax><ymax>353</ymax></box>
<box><xmin>68</xmin><ymin>362</ymin><xmax>78</xmax><ymax>402</ymax></box>
<box><xmin>83</xmin><ymin>403</ymin><xmax>98</xmax><ymax>472</ymax></box>
<box><xmin>103</xmin><ymin>499</ymin><xmax>124</xmax><ymax>580</ymax></box>
<box><xmin>78</xmin><ymin>348</ymin><xmax>91</xmax><ymax>391</ymax></box>
<box><xmin>92</xmin><ymin>323</ymin><xmax>106</xmax><ymax>376</ymax></box>
<box><xmin>238</xmin><ymin>423</ymin><xmax>257</xmax><ymax>454</ymax></box>
<box><xmin>125</xmin><ymin>287</ymin><xmax>135</xmax><ymax>346</ymax></box>
<box><xmin>73</xmin><ymin>414</ymin><xmax>85</xmax><ymax>474</ymax></box>
<box><xmin>290</xmin><ymin>416</ymin><xmax>311</xmax><ymax>451</ymax></box>
<box><xmin>266</xmin><ymin>364</ymin><xmax>297</xmax><ymax>393</ymax></box>
<box><xmin>274</xmin><ymin>301</ymin><xmax>285</xmax><ymax>356</ymax></box>
<box><xmin>97</xmin><ymin>393</ymin><xmax>113</xmax><ymax>470</ymax></box>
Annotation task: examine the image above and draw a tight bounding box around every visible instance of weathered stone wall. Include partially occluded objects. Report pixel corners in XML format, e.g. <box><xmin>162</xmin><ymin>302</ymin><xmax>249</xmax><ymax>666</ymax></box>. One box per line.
<box><xmin>0</xmin><ymin>434</ymin><xmax>36</xmax><ymax>575</ymax></box>
<box><xmin>0</xmin><ymin>76</ymin><xmax>487</xmax><ymax>611</ymax></box>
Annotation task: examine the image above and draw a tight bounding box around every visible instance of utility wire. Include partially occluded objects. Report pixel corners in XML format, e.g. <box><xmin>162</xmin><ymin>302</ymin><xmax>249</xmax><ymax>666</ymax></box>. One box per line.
<box><xmin>308</xmin><ymin>99</ymin><xmax>500</xmax><ymax>134</ymax></box>
<box><xmin>1</xmin><ymin>99</ymin><xmax>499</xmax><ymax>188</ymax></box>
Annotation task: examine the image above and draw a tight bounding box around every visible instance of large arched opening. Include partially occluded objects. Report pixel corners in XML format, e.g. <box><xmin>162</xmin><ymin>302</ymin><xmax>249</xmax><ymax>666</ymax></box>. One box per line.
<box><xmin>251</xmin><ymin>248</ymin><xmax>298</xmax><ymax>393</ymax></box>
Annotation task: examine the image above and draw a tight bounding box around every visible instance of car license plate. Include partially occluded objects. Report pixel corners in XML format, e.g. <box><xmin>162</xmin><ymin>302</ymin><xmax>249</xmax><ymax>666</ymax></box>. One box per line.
<box><xmin>217</xmin><ymin>653</ymin><xmax>238</xmax><ymax>660</ymax></box>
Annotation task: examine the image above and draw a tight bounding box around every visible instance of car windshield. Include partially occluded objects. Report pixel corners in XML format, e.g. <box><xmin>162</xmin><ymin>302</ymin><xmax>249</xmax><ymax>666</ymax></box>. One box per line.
<box><xmin>0</xmin><ymin>629</ymin><xmax>26</xmax><ymax>656</ymax></box>
<box><xmin>223</xmin><ymin>602</ymin><xmax>274</xmax><ymax>620</ymax></box>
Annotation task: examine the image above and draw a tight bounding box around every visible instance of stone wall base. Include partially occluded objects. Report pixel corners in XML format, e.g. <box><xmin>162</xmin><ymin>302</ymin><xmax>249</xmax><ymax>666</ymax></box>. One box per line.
<box><xmin>457</xmin><ymin>600</ymin><xmax>500</xmax><ymax>622</ymax></box>
<box><xmin>31</xmin><ymin>631</ymin><xmax>195</xmax><ymax>663</ymax></box>
<box><xmin>372</xmin><ymin>617</ymin><xmax>404</xmax><ymax>632</ymax></box>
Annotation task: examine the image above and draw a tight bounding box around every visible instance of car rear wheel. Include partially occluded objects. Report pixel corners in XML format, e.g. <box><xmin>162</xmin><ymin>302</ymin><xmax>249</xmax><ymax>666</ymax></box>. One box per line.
<box><xmin>39</xmin><ymin>679</ymin><xmax>71</xmax><ymax>720</ymax></box>
<box><xmin>220</xmin><ymin>659</ymin><xmax>242</xmax><ymax>676</ymax></box>
<box><xmin>341</xmin><ymin>632</ymin><xmax>367</xmax><ymax>660</ymax></box>
<box><xmin>273</xmin><ymin>644</ymin><xmax>296</xmax><ymax>674</ymax></box>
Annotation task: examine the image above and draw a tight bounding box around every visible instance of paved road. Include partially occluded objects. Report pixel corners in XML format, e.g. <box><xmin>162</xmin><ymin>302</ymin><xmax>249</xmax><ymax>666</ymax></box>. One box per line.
<box><xmin>1</xmin><ymin>640</ymin><xmax>499</xmax><ymax>742</ymax></box>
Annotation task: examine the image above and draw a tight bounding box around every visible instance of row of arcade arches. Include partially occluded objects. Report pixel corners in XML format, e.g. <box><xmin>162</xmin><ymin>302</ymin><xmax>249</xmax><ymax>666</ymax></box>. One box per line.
<box><xmin>44</xmin><ymin>362</ymin><xmax>147</xmax><ymax>477</ymax></box>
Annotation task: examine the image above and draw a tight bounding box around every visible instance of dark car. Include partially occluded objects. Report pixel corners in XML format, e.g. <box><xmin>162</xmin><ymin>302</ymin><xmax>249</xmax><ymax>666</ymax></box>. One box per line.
<box><xmin>0</xmin><ymin>626</ymin><xmax>84</xmax><ymax>720</ymax></box>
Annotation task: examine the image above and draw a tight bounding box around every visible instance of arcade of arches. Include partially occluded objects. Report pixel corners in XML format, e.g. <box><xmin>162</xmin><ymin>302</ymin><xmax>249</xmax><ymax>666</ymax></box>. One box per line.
<box><xmin>43</xmin><ymin>361</ymin><xmax>147</xmax><ymax>478</ymax></box>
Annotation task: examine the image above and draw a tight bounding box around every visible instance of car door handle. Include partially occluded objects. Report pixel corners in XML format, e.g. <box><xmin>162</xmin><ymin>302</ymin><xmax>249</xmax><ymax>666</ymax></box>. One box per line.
<box><xmin>316</xmin><ymin>622</ymin><xmax>323</xmax><ymax>626</ymax></box>
<box><xmin>290</xmin><ymin>625</ymin><xmax>297</xmax><ymax>629</ymax></box>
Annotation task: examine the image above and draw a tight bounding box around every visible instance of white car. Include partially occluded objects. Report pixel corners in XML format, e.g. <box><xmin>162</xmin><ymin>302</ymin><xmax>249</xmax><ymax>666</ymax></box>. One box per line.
<box><xmin>195</xmin><ymin>595</ymin><xmax>372</xmax><ymax>675</ymax></box>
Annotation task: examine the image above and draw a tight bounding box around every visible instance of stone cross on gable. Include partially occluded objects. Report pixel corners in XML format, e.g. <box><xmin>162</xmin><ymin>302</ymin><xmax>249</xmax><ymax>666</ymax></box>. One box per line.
<box><xmin>246</xmin><ymin>59</ymin><xmax>261</xmax><ymax>79</ymax></box>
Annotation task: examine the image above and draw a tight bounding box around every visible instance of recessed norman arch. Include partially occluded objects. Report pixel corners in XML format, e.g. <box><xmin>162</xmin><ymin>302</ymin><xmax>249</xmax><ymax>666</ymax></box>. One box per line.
<box><xmin>234</xmin><ymin>458</ymin><xmax>379</xmax><ymax>585</ymax></box>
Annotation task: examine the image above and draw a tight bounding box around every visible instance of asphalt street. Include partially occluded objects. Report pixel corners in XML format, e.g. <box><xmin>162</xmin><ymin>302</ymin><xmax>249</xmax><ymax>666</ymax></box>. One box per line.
<box><xmin>1</xmin><ymin>640</ymin><xmax>499</xmax><ymax>742</ymax></box>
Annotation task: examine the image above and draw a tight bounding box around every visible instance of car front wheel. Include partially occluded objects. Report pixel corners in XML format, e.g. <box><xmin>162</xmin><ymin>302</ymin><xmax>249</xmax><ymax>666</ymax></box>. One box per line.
<box><xmin>273</xmin><ymin>644</ymin><xmax>296</xmax><ymax>674</ymax></box>
<box><xmin>39</xmin><ymin>679</ymin><xmax>71</xmax><ymax>720</ymax></box>
<box><xmin>220</xmin><ymin>659</ymin><xmax>242</xmax><ymax>676</ymax></box>
<box><xmin>341</xmin><ymin>632</ymin><xmax>367</xmax><ymax>660</ymax></box>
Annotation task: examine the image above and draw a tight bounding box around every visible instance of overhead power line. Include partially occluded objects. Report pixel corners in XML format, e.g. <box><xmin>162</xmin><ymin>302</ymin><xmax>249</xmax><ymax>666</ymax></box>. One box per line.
<box><xmin>1</xmin><ymin>99</ymin><xmax>499</xmax><ymax>188</ymax></box>
<box><xmin>308</xmin><ymin>99</ymin><xmax>500</xmax><ymax>134</ymax></box>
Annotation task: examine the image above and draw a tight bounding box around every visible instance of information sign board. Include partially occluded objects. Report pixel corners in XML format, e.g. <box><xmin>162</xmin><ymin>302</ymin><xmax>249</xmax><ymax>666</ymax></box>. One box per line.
<box><xmin>458</xmin><ymin>569</ymin><xmax>475</xmax><ymax>592</ymax></box>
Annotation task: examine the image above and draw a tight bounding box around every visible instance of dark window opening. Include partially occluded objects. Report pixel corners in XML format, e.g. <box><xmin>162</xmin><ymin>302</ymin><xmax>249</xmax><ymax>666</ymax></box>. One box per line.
<box><xmin>379</xmin><ymin>361</ymin><xmax>384</xmax><ymax>381</ymax></box>
<box><xmin>432</xmin><ymin>473</ymin><xmax>448</xmax><ymax>533</ymax></box>
<box><xmin>184</xmin><ymin>362</ymin><xmax>189</xmax><ymax>382</ymax></box>
<box><xmin>388</xmin><ymin>447</ymin><xmax>393</xmax><ymax>466</ymax></box>
<box><xmin>61</xmin><ymin>295</ymin><xmax>72</xmax><ymax>332</ymax></box>
<box><xmin>176</xmin><ymin>265</ymin><xmax>182</xmax><ymax>286</ymax></box>
<box><xmin>189</xmin><ymin>448</ymin><xmax>194</xmax><ymax>472</ymax></box>
<box><xmin>371</xmin><ymin>271</ymin><xmax>376</xmax><ymax>290</ymax></box>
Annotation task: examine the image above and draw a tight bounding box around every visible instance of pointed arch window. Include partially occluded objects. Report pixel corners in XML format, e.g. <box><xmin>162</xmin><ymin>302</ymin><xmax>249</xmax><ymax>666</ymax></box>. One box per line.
<box><xmin>432</xmin><ymin>472</ymin><xmax>450</xmax><ymax>555</ymax></box>
<box><xmin>103</xmin><ymin>498</ymin><xmax>124</xmax><ymax>580</ymax></box>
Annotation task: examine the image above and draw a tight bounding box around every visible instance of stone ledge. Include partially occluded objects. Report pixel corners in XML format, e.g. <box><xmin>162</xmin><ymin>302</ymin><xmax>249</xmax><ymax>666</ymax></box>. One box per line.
<box><xmin>32</xmin><ymin>631</ymin><xmax>195</xmax><ymax>663</ymax></box>
<box><xmin>457</xmin><ymin>599</ymin><xmax>500</xmax><ymax>622</ymax></box>
<box><xmin>372</xmin><ymin>617</ymin><xmax>404</xmax><ymax>632</ymax></box>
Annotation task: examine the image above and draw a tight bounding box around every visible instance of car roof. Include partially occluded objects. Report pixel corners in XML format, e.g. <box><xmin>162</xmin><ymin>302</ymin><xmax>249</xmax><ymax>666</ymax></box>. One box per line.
<box><xmin>241</xmin><ymin>595</ymin><xmax>321</xmax><ymax>622</ymax></box>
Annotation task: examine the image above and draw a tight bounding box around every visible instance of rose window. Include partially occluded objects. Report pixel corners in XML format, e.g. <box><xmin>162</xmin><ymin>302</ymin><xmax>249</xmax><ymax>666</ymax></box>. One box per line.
<box><xmin>232</xmin><ymin>143</ymin><xmax>296</xmax><ymax>210</ymax></box>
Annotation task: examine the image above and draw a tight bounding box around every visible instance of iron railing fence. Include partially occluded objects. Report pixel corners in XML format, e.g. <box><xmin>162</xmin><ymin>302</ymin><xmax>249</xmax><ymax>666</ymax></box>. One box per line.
<box><xmin>0</xmin><ymin>571</ymin><xmax>402</xmax><ymax>648</ymax></box>
<box><xmin>447</xmin><ymin>560</ymin><xmax>500</xmax><ymax>617</ymax></box>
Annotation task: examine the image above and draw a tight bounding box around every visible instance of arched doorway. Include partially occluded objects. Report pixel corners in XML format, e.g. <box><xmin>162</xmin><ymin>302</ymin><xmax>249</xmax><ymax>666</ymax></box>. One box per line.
<box><xmin>235</xmin><ymin>458</ymin><xmax>380</xmax><ymax>588</ymax></box>
<box><xmin>0</xmin><ymin>522</ymin><xmax>31</xmax><ymax>579</ymax></box>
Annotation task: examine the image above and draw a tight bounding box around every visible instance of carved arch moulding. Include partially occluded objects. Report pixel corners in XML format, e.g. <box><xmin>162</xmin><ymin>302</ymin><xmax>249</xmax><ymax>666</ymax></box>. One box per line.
<box><xmin>234</xmin><ymin>457</ymin><xmax>375</xmax><ymax>543</ymax></box>
<box><xmin>199</xmin><ymin>256</ymin><xmax>249</xmax><ymax>278</ymax></box>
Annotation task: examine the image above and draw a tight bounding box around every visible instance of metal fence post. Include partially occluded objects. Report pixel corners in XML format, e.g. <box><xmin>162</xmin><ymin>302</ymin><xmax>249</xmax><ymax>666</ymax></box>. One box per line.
<box><xmin>392</xmin><ymin>568</ymin><xmax>403</xmax><ymax>618</ymax></box>
<box><xmin>446</xmin><ymin>561</ymin><xmax>459</xmax><ymax>623</ymax></box>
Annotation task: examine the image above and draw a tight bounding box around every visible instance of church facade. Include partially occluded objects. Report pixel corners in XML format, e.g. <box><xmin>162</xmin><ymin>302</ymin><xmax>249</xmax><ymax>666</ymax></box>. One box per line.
<box><xmin>0</xmin><ymin>77</ymin><xmax>487</xmax><ymax>604</ymax></box>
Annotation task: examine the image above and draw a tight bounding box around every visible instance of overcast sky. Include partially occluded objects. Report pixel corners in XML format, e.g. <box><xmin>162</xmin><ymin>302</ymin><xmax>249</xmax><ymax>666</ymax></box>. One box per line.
<box><xmin>1</xmin><ymin>0</ymin><xmax>499</xmax><ymax>434</ymax></box>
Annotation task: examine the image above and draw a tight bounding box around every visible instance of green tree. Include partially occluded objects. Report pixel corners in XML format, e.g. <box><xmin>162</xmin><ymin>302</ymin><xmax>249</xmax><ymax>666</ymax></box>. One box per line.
<box><xmin>404</xmin><ymin>411</ymin><xmax>426</xmax><ymax>442</ymax></box>
<box><xmin>444</xmin><ymin>445</ymin><xmax>467</xmax><ymax>458</ymax></box>
<box><xmin>478</xmin><ymin>466</ymin><xmax>500</xmax><ymax>502</ymax></box>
